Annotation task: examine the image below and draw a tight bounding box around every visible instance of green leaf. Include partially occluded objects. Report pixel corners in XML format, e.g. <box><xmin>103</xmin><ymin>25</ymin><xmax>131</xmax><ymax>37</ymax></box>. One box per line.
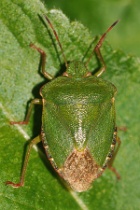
<box><xmin>0</xmin><ymin>1</ymin><xmax>140</xmax><ymax>210</ymax></box>
<box><xmin>46</xmin><ymin>0</ymin><xmax>140</xmax><ymax>56</ymax></box>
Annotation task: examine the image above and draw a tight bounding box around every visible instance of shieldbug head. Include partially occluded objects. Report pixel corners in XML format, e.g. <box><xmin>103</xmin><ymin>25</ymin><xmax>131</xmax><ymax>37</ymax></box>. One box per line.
<box><xmin>6</xmin><ymin>14</ymin><xmax>121</xmax><ymax>192</ymax></box>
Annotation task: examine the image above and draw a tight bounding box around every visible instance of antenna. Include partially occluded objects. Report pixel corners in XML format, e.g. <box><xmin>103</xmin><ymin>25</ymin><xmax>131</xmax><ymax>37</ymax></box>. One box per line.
<box><xmin>85</xmin><ymin>20</ymin><xmax>119</xmax><ymax>66</ymax></box>
<box><xmin>44</xmin><ymin>15</ymin><xmax>68</xmax><ymax>68</ymax></box>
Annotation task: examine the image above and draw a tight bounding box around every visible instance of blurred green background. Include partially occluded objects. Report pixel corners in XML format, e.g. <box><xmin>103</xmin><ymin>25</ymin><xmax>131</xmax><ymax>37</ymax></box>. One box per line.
<box><xmin>46</xmin><ymin>0</ymin><xmax>140</xmax><ymax>56</ymax></box>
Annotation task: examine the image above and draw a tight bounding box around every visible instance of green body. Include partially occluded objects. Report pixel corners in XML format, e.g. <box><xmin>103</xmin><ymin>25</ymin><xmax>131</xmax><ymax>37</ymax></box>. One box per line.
<box><xmin>41</xmin><ymin>62</ymin><xmax>117</xmax><ymax>169</ymax></box>
<box><xmin>6</xmin><ymin>19</ymin><xmax>120</xmax><ymax>192</ymax></box>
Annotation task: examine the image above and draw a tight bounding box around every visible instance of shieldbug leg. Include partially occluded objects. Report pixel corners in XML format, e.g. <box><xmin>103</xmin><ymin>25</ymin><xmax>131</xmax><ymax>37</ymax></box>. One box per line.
<box><xmin>118</xmin><ymin>126</ymin><xmax>127</xmax><ymax>132</ymax></box>
<box><xmin>10</xmin><ymin>99</ymin><xmax>42</xmax><ymax>125</ymax></box>
<box><xmin>108</xmin><ymin>136</ymin><xmax>121</xmax><ymax>179</ymax></box>
<box><xmin>30</xmin><ymin>43</ymin><xmax>54</xmax><ymax>80</ymax></box>
<box><xmin>97</xmin><ymin>128</ymin><xmax>121</xmax><ymax>179</ymax></box>
<box><xmin>95</xmin><ymin>20</ymin><xmax>119</xmax><ymax>77</ymax></box>
<box><xmin>86</xmin><ymin>20</ymin><xmax>119</xmax><ymax>77</ymax></box>
<box><xmin>108</xmin><ymin>126</ymin><xmax>126</xmax><ymax>176</ymax></box>
<box><xmin>6</xmin><ymin>136</ymin><xmax>41</xmax><ymax>188</ymax></box>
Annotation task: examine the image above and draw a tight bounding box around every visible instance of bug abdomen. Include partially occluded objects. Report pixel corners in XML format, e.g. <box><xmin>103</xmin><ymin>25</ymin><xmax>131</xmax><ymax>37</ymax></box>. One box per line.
<box><xmin>61</xmin><ymin>148</ymin><xmax>99</xmax><ymax>192</ymax></box>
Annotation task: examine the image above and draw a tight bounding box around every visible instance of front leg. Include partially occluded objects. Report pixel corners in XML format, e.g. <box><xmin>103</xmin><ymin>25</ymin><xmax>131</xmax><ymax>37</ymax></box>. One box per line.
<box><xmin>30</xmin><ymin>43</ymin><xmax>54</xmax><ymax>80</ymax></box>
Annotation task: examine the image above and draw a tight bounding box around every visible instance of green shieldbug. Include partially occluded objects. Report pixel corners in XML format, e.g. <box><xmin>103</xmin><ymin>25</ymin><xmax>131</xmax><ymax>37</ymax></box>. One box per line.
<box><xmin>6</xmin><ymin>15</ymin><xmax>121</xmax><ymax>192</ymax></box>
